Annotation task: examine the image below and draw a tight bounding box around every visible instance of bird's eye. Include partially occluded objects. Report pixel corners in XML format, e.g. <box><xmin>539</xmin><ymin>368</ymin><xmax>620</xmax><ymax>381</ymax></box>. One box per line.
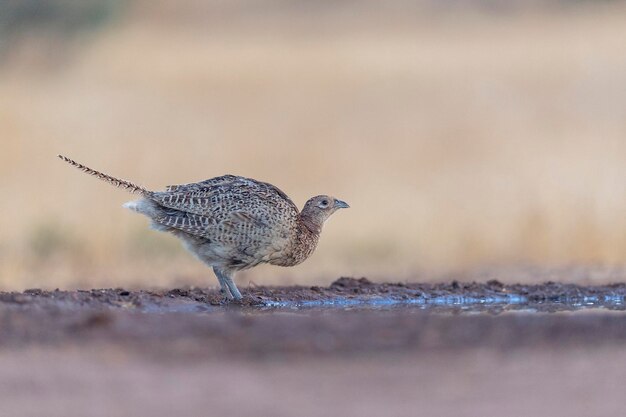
<box><xmin>320</xmin><ymin>199</ymin><xmax>329</xmax><ymax>207</ymax></box>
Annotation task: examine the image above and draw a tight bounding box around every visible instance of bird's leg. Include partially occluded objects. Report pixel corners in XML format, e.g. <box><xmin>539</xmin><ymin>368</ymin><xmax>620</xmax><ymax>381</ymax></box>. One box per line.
<box><xmin>213</xmin><ymin>267</ymin><xmax>242</xmax><ymax>301</ymax></box>
<box><xmin>224</xmin><ymin>276</ymin><xmax>243</xmax><ymax>300</ymax></box>
<box><xmin>213</xmin><ymin>267</ymin><xmax>232</xmax><ymax>299</ymax></box>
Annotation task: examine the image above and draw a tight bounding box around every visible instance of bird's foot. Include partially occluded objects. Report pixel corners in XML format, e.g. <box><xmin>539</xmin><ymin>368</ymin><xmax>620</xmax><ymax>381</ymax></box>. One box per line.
<box><xmin>219</xmin><ymin>288</ymin><xmax>233</xmax><ymax>304</ymax></box>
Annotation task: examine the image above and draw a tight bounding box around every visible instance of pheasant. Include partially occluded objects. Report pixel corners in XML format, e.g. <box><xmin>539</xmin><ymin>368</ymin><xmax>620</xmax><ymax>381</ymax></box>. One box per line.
<box><xmin>58</xmin><ymin>155</ymin><xmax>349</xmax><ymax>300</ymax></box>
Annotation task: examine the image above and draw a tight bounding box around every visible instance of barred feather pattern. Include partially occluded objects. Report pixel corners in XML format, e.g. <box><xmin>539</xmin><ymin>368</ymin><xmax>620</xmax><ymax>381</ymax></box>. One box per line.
<box><xmin>57</xmin><ymin>155</ymin><xmax>149</xmax><ymax>195</ymax></box>
<box><xmin>148</xmin><ymin>175</ymin><xmax>305</xmax><ymax>269</ymax></box>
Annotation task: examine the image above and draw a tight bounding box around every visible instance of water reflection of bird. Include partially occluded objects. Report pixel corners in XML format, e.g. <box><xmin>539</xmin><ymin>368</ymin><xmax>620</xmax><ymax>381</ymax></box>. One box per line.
<box><xmin>58</xmin><ymin>155</ymin><xmax>349</xmax><ymax>300</ymax></box>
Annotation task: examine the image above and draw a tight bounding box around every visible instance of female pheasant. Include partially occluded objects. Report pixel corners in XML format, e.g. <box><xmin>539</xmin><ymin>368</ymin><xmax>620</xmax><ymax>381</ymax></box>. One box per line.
<box><xmin>58</xmin><ymin>155</ymin><xmax>349</xmax><ymax>300</ymax></box>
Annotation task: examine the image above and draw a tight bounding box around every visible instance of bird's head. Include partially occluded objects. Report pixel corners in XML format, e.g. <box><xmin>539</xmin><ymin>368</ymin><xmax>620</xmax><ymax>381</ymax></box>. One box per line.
<box><xmin>300</xmin><ymin>195</ymin><xmax>349</xmax><ymax>234</ymax></box>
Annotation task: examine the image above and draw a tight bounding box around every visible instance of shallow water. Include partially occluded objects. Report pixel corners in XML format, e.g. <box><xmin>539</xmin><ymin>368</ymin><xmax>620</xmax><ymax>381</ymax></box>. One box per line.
<box><xmin>137</xmin><ymin>292</ymin><xmax>626</xmax><ymax>315</ymax></box>
<box><xmin>263</xmin><ymin>293</ymin><xmax>625</xmax><ymax>313</ymax></box>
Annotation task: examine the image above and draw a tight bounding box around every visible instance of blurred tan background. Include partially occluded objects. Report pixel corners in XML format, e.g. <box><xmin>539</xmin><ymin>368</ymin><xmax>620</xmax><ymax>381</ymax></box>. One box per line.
<box><xmin>1</xmin><ymin>0</ymin><xmax>626</xmax><ymax>290</ymax></box>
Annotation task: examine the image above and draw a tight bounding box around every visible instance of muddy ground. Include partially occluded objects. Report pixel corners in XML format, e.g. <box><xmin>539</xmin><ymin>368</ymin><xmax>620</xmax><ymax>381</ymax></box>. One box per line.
<box><xmin>0</xmin><ymin>277</ymin><xmax>625</xmax><ymax>417</ymax></box>
<box><xmin>1</xmin><ymin>277</ymin><xmax>625</xmax><ymax>353</ymax></box>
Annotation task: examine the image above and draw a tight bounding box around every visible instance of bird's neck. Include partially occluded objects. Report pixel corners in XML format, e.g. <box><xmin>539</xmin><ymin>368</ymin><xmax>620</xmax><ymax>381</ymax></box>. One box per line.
<box><xmin>298</xmin><ymin>212</ymin><xmax>323</xmax><ymax>236</ymax></box>
<box><xmin>270</xmin><ymin>216</ymin><xmax>321</xmax><ymax>266</ymax></box>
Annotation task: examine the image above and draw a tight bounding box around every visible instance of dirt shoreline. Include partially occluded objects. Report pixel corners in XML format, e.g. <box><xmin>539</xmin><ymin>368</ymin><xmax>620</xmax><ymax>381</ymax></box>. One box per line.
<box><xmin>4</xmin><ymin>276</ymin><xmax>626</xmax><ymax>309</ymax></box>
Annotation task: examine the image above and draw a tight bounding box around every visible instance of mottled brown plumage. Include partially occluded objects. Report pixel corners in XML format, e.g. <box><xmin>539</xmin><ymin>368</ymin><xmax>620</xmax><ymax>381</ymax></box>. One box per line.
<box><xmin>58</xmin><ymin>155</ymin><xmax>349</xmax><ymax>300</ymax></box>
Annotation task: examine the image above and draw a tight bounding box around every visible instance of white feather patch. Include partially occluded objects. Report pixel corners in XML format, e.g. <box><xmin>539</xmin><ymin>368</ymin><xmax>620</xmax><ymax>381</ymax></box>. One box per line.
<box><xmin>123</xmin><ymin>200</ymin><xmax>140</xmax><ymax>211</ymax></box>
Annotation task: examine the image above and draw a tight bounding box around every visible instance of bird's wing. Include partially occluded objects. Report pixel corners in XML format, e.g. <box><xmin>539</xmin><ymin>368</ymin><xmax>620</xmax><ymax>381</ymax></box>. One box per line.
<box><xmin>151</xmin><ymin>175</ymin><xmax>297</xmax><ymax>217</ymax></box>
<box><xmin>151</xmin><ymin>207</ymin><xmax>280</xmax><ymax>253</ymax></box>
<box><xmin>148</xmin><ymin>176</ymin><xmax>296</xmax><ymax>248</ymax></box>
<box><xmin>222</xmin><ymin>211</ymin><xmax>269</xmax><ymax>230</ymax></box>
<box><xmin>151</xmin><ymin>209</ymin><xmax>217</xmax><ymax>238</ymax></box>
<box><xmin>151</xmin><ymin>175</ymin><xmax>241</xmax><ymax>216</ymax></box>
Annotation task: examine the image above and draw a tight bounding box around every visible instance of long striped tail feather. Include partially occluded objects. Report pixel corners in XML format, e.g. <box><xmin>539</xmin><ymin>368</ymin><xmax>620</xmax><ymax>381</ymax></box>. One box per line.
<box><xmin>57</xmin><ymin>154</ymin><xmax>150</xmax><ymax>195</ymax></box>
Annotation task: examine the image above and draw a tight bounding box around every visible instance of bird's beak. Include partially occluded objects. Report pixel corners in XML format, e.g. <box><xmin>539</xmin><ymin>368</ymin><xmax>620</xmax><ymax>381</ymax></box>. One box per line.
<box><xmin>334</xmin><ymin>199</ymin><xmax>350</xmax><ymax>209</ymax></box>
